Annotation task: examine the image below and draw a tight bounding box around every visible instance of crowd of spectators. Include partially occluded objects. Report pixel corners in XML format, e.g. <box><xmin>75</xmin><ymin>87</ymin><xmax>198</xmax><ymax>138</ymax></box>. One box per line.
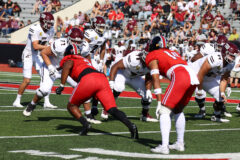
<box><xmin>32</xmin><ymin>0</ymin><xmax>61</xmax><ymax>15</ymax></box>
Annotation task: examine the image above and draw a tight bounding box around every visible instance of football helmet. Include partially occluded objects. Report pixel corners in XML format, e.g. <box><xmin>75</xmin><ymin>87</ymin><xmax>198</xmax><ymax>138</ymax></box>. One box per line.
<box><xmin>200</xmin><ymin>43</ymin><xmax>215</xmax><ymax>56</ymax></box>
<box><xmin>91</xmin><ymin>16</ymin><xmax>106</xmax><ymax>35</ymax></box>
<box><xmin>221</xmin><ymin>42</ymin><xmax>239</xmax><ymax>63</ymax></box>
<box><xmin>40</xmin><ymin>12</ymin><xmax>54</xmax><ymax>31</ymax></box>
<box><xmin>216</xmin><ymin>35</ymin><xmax>228</xmax><ymax>51</ymax></box>
<box><xmin>68</xmin><ymin>27</ymin><xmax>83</xmax><ymax>45</ymax></box>
<box><xmin>148</xmin><ymin>36</ymin><xmax>167</xmax><ymax>52</ymax></box>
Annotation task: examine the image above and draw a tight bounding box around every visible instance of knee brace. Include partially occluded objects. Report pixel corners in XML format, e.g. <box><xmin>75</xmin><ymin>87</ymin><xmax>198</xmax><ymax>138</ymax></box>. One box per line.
<box><xmin>213</xmin><ymin>101</ymin><xmax>224</xmax><ymax>111</ymax></box>
<box><xmin>113</xmin><ymin>89</ymin><xmax>121</xmax><ymax>98</ymax></box>
<box><xmin>141</xmin><ymin>98</ymin><xmax>151</xmax><ymax>109</ymax></box>
<box><xmin>160</xmin><ymin>105</ymin><xmax>172</xmax><ymax>115</ymax></box>
<box><xmin>36</xmin><ymin>88</ymin><xmax>48</xmax><ymax>98</ymax></box>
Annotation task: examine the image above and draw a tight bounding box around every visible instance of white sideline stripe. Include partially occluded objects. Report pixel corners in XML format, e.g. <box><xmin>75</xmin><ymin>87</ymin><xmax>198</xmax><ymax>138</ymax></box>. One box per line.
<box><xmin>70</xmin><ymin>148</ymin><xmax>240</xmax><ymax>160</ymax></box>
<box><xmin>1</xmin><ymin>128</ymin><xmax>240</xmax><ymax>139</ymax></box>
<box><xmin>0</xmin><ymin>72</ymin><xmax>39</xmax><ymax>77</ymax></box>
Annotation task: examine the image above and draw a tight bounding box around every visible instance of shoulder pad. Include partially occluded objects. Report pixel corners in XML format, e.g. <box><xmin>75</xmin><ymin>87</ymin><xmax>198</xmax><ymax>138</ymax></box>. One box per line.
<box><xmin>51</xmin><ymin>38</ymin><xmax>69</xmax><ymax>56</ymax></box>
<box><xmin>207</xmin><ymin>52</ymin><xmax>223</xmax><ymax>68</ymax></box>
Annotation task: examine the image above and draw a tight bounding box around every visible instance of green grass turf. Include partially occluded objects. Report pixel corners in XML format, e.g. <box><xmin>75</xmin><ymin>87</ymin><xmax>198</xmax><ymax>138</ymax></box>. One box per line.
<box><xmin>0</xmin><ymin>71</ymin><xmax>240</xmax><ymax>159</ymax></box>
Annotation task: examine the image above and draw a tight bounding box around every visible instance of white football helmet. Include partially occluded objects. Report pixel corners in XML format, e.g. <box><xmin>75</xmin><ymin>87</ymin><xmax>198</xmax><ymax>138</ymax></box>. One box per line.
<box><xmin>200</xmin><ymin>43</ymin><xmax>215</xmax><ymax>56</ymax></box>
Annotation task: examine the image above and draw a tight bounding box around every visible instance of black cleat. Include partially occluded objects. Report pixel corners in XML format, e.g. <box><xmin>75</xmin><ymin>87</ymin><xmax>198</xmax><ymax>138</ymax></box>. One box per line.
<box><xmin>130</xmin><ymin>123</ymin><xmax>139</xmax><ymax>139</ymax></box>
<box><xmin>79</xmin><ymin>122</ymin><xmax>91</xmax><ymax>136</ymax></box>
<box><xmin>23</xmin><ymin>103</ymin><xmax>36</xmax><ymax>117</ymax></box>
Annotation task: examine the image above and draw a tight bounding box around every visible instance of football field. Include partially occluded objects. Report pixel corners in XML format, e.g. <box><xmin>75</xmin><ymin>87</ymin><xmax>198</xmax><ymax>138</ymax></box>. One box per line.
<box><xmin>0</xmin><ymin>71</ymin><xmax>240</xmax><ymax>160</ymax></box>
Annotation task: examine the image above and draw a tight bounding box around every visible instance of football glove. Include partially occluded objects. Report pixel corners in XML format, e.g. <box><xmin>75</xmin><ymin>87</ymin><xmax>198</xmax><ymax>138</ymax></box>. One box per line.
<box><xmin>226</xmin><ymin>87</ymin><xmax>231</xmax><ymax>97</ymax></box>
<box><xmin>146</xmin><ymin>90</ymin><xmax>152</xmax><ymax>102</ymax></box>
<box><xmin>109</xmin><ymin>80</ymin><xmax>114</xmax><ymax>90</ymax></box>
<box><xmin>56</xmin><ymin>85</ymin><xmax>64</xmax><ymax>95</ymax></box>
<box><xmin>48</xmin><ymin>64</ymin><xmax>57</xmax><ymax>79</ymax></box>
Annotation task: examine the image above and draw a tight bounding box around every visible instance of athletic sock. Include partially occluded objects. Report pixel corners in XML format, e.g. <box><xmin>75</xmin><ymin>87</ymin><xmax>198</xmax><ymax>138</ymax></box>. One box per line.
<box><xmin>174</xmin><ymin>112</ymin><xmax>185</xmax><ymax>144</ymax></box>
<box><xmin>160</xmin><ymin>114</ymin><xmax>171</xmax><ymax>147</ymax></box>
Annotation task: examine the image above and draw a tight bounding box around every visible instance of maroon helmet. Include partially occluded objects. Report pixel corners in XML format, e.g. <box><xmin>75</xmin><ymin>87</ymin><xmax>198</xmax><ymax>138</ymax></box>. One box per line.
<box><xmin>68</xmin><ymin>27</ymin><xmax>83</xmax><ymax>45</ymax></box>
<box><xmin>221</xmin><ymin>42</ymin><xmax>239</xmax><ymax>63</ymax></box>
<box><xmin>91</xmin><ymin>16</ymin><xmax>106</xmax><ymax>35</ymax></box>
<box><xmin>216</xmin><ymin>35</ymin><xmax>228</xmax><ymax>51</ymax></box>
<box><xmin>40</xmin><ymin>12</ymin><xmax>54</xmax><ymax>31</ymax></box>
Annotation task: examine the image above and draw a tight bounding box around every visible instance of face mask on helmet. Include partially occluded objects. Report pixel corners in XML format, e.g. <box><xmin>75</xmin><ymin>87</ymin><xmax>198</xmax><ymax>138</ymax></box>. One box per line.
<box><xmin>221</xmin><ymin>42</ymin><xmax>239</xmax><ymax>64</ymax></box>
<box><xmin>40</xmin><ymin>12</ymin><xmax>54</xmax><ymax>31</ymax></box>
<box><xmin>92</xmin><ymin>16</ymin><xmax>106</xmax><ymax>35</ymax></box>
<box><xmin>68</xmin><ymin>28</ymin><xmax>83</xmax><ymax>48</ymax></box>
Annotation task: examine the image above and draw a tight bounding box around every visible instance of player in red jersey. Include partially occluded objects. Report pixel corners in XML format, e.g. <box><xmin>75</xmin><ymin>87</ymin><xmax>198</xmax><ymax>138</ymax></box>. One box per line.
<box><xmin>144</xmin><ymin>36</ymin><xmax>199</xmax><ymax>154</ymax></box>
<box><xmin>55</xmin><ymin>54</ymin><xmax>138</xmax><ymax>138</ymax></box>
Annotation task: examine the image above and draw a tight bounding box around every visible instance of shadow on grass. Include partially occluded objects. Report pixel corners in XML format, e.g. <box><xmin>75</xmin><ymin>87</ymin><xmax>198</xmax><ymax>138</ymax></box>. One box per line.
<box><xmin>185</xmin><ymin>113</ymin><xmax>213</xmax><ymax>121</ymax></box>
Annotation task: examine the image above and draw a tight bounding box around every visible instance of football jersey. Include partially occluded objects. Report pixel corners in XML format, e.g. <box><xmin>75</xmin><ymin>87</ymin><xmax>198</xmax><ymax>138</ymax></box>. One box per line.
<box><xmin>59</xmin><ymin>55</ymin><xmax>95</xmax><ymax>82</ymax></box>
<box><xmin>122</xmin><ymin>50</ymin><xmax>149</xmax><ymax>78</ymax></box>
<box><xmin>113</xmin><ymin>45</ymin><xmax>126</xmax><ymax>64</ymax></box>
<box><xmin>189</xmin><ymin>52</ymin><xmax>235</xmax><ymax>78</ymax></box>
<box><xmin>83</xmin><ymin>29</ymin><xmax>106</xmax><ymax>56</ymax></box>
<box><xmin>145</xmin><ymin>49</ymin><xmax>187</xmax><ymax>78</ymax></box>
<box><xmin>25</xmin><ymin>23</ymin><xmax>54</xmax><ymax>54</ymax></box>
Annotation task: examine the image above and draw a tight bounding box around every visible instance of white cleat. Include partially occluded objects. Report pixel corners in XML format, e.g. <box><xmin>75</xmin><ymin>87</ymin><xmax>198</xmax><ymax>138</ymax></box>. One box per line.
<box><xmin>87</xmin><ymin>118</ymin><xmax>102</xmax><ymax>124</ymax></box>
<box><xmin>169</xmin><ymin>142</ymin><xmax>185</xmax><ymax>152</ymax></box>
<box><xmin>101</xmin><ymin>110</ymin><xmax>108</xmax><ymax>119</ymax></box>
<box><xmin>140</xmin><ymin>114</ymin><xmax>158</xmax><ymax>122</ymax></box>
<box><xmin>151</xmin><ymin>145</ymin><xmax>169</xmax><ymax>154</ymax></box>
<box><xmin>23</xmin><ymin>109</ymin><xmax>31</xmax><ymax>117</ymax></box>
<box><xmin>211</xmin><ymin>115</ymin><xmax>229</xmax><ymax>123</ymax></box>
<box><xmin>13</xmin><ymin>101</ymin><xmax>24</xmax><ymax>108</ymax></box>
<box><xmin>223</xmin><ymin>111</ymin><xmax>232</xmax><ymax>118</ymax></box>
<box><xmin>23</xmin><ymin>103</ymin><xmax>36</xmax><ymax>117</ymax></box>
<box><xmin>44</xmin><ymin>103</ymin><xmax>58</xmax><ymax>109</ymax></box>
<box><xmin>236</xmin><ymin>104</ymin><xmax>240</xmax><ymax>112</ymax></box>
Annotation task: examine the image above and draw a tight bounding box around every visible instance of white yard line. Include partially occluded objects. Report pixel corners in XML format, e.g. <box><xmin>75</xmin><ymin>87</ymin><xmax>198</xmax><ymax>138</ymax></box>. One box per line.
<box><xmin>1</xmin><ymin>128</ymin><xmax>240</xmax><ymax>139</ymax></box>
<box><xmin>70</xmin><ymin>148</ymin><xmax>240</xmax><ymax>160</ymax></box>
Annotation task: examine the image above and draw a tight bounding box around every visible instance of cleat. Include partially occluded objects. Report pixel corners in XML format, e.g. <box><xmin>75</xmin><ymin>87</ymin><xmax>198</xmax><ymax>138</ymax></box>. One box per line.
<box><xmin>194</xmin><ymin>110</ymin><xmax>206</xmax><ymax>119</ymax></box>
<box><xmin>87</xmin><ymin>118</ymin><xmax>102</xmax><ymax>124</ymax></box>
<box><xmin>23</xmin><ymin>103</ymin><xmax>36</xmax><ymax>117</ymax></box>
<box><xmin>43</xmin><ymin>103</ymin><xmax>58</xmax><ymax>109</ymax></box>
<box><xmin>130</xmin><ymin>123</ymin><xmax>139</xmax><ymax>139</ymax></box>
<box><xmin>211</xmin><ymin>115</ymin><xmax>229</xmax><ymax>123</ymax></box>
<box><xmin>221</xmin><ymin>107</ymin><xmax>232</xmax><ymax>117</ymax></box>
<box><xmin>101</xmin><ymin>109</ymin><xmax>108</xmax><ymax>119</ymax></box>
<box><xmin>13</xmin><ymin>101</ymin><xmax>24</xmax><ymax>108</ymax></box>
<box><xmin>169</xmin><ymin>142</ymin><xmax>185</xmax><ymax>151</ymax></box>
<box><xmin>79</xmin><ymin>122</ymin><xmax>91</xmax><ymax>136</ymax></box>
<box><xmin>140</xmin><ymin>113</ymin><xmax>158</xmax><ymax>122</ymax></box>
<box><xmin>236</xmin><ymin>104</ymin><xmax>240</xmax><ymax>112</ymax></box>
<box><xmin>151</xmin><ymin>145</ymin><xmax>169</xmax><ymax>154</ymax></box>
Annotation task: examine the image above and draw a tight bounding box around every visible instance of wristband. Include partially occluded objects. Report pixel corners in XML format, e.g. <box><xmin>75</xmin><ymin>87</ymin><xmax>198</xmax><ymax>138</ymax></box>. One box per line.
<box><xmin>221</xmin><ymin>92</ymin><xmax>225</xmax><ymax>97</ymax></box>
<box><xmin>150</xmin><ymin>69</ymin><xmax>159</xmax><ymax>75</ymax></box>
<box><xmin>60</xmin><ymin>83</ymin><xmax>65</xmax><ymax>87</ymax></box>
<box><xmin>154</xmin><ymin>88</ymin><xmax>162</xmax><ymax>95</ymax></box>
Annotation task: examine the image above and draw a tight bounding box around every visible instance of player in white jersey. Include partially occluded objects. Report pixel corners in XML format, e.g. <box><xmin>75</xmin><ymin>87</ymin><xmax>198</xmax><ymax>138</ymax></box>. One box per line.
<box><xmin>13</xmin><ymin>12</ymin><xmax>56</xmax><ymax>109</ymax></box>
<box><xmin>189</xmin><ymin>42</ymin><xmax>239</xmax><ymax>122</ymax></box>
<box><xmin>108</xmin><ymin>50</ymin><xmax>158</xmax><ymax>122</ymax></box>
<box><xmin>111</xmin><ymin>40</ymin><xmax>126</xmax><ymax>65</ymax></box>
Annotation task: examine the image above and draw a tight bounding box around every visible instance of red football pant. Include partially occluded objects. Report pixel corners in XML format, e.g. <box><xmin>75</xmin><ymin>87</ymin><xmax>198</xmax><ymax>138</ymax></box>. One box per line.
<box><xmin>162</xmin><ymin>66</ymin><xmax>197</xmax><ymax>113</ymax></box>
<box><xmin>69</xmin><ymin>73</ymin><xmax>117</xmax><ymax>111</ymax></box>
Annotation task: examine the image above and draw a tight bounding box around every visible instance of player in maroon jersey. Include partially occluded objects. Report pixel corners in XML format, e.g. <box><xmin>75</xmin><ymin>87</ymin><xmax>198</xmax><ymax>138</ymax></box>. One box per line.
<box><xmin>55</xmin><ymin>54</ymin><xmax>138</xmax><ymax>138</ymax></box>
<box><xmin>144</xmin><ymin>36</ymin><xmax>199</xmax><ymax>154</ymax></box>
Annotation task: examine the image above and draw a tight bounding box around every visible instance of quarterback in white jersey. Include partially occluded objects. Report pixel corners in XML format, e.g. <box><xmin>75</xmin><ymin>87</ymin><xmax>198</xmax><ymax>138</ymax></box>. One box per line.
<box><xmin>108</xmin><ymin>50</ymin><xmax>158</xmax><ymax>122</ymax></box>
<box><xmin>82</xmin><ymin>16</ymin><xmax>107</xmax><ymax>72</ymax></box>
<box><xmin>13</xmin><ymin>12</ymin><xmax>56</xmax><ymax>108</ymax></box>
<box><xmin>190</xmin><ymin>42</ymin><xmax>239</xmax><ymax>122</ymax></box>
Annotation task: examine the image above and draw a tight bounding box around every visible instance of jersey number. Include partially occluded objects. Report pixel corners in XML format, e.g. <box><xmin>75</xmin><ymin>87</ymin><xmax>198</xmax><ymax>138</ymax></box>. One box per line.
<box><xmin>164</xmin><ymin>51</ymin><xmax>180</xmax><ymax>59</ymax></box>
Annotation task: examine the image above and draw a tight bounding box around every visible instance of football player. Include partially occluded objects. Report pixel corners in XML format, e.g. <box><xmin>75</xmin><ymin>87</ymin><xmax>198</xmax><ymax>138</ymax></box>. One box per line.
<box><xmin>109</xmin><ymin>50</ymin><xmax>158</xmax><ymax>122</ymax></box>
<box><xmin>53</xmin><ymin>54</ymin><xmax>139</xmax><ymax>138</ymax></box>
<box><xmin>191</xmin><ymin>42</ymin><xmax>240</xmax><ymax>122</ymax></box>
<box><xmin>145</xmin><ymin>36</ymin><xmax>199</xmax><ymax>154</ymax></box>
<box><xmin>13</xmin><ymin>12</ymin><xmax>56</xmax><ymax>108</ymax></box>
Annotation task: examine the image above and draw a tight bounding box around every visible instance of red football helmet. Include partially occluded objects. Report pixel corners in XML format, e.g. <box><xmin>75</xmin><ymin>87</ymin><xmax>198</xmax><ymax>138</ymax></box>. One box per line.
<box><xmin>91</xmin><ymin>16</ymin><xmax>106</xmax><ymax>35</ymax></box>
<box><xmin>221</xmin><ymin>42</ymin><xmax>239</xmax><ymax>63</ymax></box>
<box><xmin>216</xmin><ymin>35</ymin><xmax>228</xmax><ymax>51</ymax></box>
<box><xmin>40</xmin><ymin>12</ymin><xmax>54</xmax><ymax>31</ymax></box>
<box><xmin>68</xmin><ymin>27</ymin><xmax>83</xmax><ymax>45</ymax></box>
